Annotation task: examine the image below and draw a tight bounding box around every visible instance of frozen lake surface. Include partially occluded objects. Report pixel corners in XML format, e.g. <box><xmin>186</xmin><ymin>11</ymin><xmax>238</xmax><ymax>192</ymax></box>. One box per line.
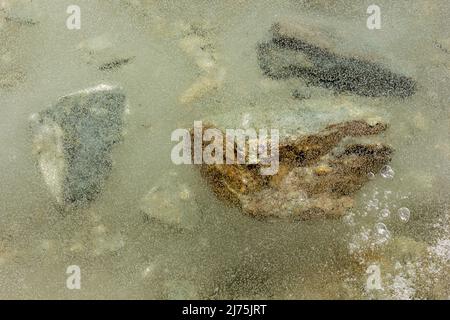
<box><xmin>0</xmin><ymin>0</ymin><xmax>449</xmax><ymax>299</ymax></box>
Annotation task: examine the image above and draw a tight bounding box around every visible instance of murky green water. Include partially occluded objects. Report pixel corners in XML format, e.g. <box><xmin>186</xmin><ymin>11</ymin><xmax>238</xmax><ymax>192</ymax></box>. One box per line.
<box><xmin>0</xmin><ymin>0</ymin><xmax>449</xmax><ymax>299</ymax></box>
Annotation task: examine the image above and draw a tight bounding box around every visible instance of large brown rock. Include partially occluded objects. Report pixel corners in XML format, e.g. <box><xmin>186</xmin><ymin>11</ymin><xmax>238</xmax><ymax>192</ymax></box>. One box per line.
<box><xmin>194</xmin><ymin>120</ymin><xmax>393</xmax><ymax>221</ymax></box>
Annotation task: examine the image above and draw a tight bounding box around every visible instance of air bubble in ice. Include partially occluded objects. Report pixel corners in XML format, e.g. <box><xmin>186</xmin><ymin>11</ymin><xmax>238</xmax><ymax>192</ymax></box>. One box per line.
<box><xmin>375</xmin><ymin>222</ymin><xmax>388</xmax><ymax>235</ymax></box>
<box><xmin>398</xmin><ymin>207</ymin><xmax>411</xmax><ymax>222</ymax></box>
<box><xmin>380</xmin><ymin>208</ymin><xmax>390</xmax><ymax>219</ymax></box>
<box><xmin>380</xmin><ymin>165</ymin><xmax>395</xmax><ymax>179</ymax></box>
<box><xmin>374</xmin><ymin>222</ymin><xmax>391</xmax><ymax>244</ymax></box>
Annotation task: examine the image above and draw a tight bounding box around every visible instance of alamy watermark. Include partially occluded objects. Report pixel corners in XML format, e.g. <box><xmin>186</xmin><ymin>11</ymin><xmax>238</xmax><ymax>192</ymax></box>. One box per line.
<box><xmin>366</xmin><ymin>264</ymin><xmax>383</xmax><ymax>291</ymax></box>
<box><xmin>66</xmin><ymin>5</ymin><xmax>81</xmax><ymax>30</ymax></box>
<box><xmin>66</xmin><ymin>265</ymin><xmax>81</xmax><ymax>290</ymax></box>
<box><xmin>171</xmin><ymin>121</ymin><xmax>280</xmax><ymax>175</ymax></box>
<box><xmin>367</xmin><ymin>4</ymin><xmax>381</xmax><ymax>30</ymax></box>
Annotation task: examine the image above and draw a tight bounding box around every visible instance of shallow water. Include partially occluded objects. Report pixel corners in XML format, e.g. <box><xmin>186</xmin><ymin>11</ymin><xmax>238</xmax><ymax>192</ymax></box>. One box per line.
<box><xmin>0</xmin><ymin>0</ymin><xmax>449</xmax><ymax>299</ymax></box>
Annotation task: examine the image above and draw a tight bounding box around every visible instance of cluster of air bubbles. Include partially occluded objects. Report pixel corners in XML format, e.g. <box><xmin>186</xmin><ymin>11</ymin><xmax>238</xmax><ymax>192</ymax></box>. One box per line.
<box><xmin>348</xmin><ymin>222</ymin><xmax>392</xmax><ymax>254</ymax></box>
<box><xmin>347</xmin><ymin>165</ymin><xmax>414</xmax><ymax>254</ymax></box>
<box><xmin>360</xmin><ymin>187</ymin><xmax>412</xmax><ymax>224</ymax></box>
<box><xmin>380</xmin><ymin>165</ymin><xmax>395</xmax><ymax>179</ymax></box>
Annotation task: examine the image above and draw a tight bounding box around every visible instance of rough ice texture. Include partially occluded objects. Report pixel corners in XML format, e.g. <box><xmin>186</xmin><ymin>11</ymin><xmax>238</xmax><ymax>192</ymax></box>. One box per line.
<box><xmin>0</xmin><ymin>9</ymin><xmax>28</xmax><ymax>89</ymax></box>
<box><xmin>257</xmin><ymin>22</ymin><xmax>417</xmax><ymax>98</ymax></box>
<box><xmin>30</xmin><ymin>85</ymin><xmax>126</xmax><ymax>209</ymax></box>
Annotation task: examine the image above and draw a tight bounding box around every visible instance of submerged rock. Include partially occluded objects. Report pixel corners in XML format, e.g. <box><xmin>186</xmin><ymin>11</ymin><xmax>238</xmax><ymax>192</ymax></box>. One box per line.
<box><xmin>140</xmin><ymin>171</ymin><xmax>201</xmax><ymax>230</ymax></box>
<box><xmin>178</xmin><ymin>23</ymin><xmax>226</xmax><ymax>105</ymax></box>
<box><xmin>194</xmin><ymin>120</ymin><xmax>393</xmax><ymax>221</ymax></box>
<box><xmin>30</xmin><ymin>84</ymin><xmax>127</xmax><ymax>209</ymax></box>
<box><xmin>257</xmin><ymin>21</ymin><xmax>416</xmax><ymax>98</ymax></box>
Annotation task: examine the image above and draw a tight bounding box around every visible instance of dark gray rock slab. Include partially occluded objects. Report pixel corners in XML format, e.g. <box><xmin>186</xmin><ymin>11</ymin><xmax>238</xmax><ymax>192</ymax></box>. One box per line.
<box><xmin>257</xmin><ymin>22</ymin><xmax>417</xmax><ymax>98</ymax></box>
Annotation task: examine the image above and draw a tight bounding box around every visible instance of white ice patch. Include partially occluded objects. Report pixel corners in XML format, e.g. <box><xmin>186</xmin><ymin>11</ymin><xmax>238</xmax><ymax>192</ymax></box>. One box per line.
<box><xmin>31</xmin><ymin>116</ymin><xmax>66</xmax><ymax>205</ymax></box>
<box><xmin>67</xmin><ymin>83</ymin><xmax>118</xmax><ymax>96</ymax></box>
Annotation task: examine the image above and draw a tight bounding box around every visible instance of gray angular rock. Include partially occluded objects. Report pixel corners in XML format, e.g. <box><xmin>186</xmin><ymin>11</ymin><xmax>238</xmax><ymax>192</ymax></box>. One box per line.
<box><xmin>30</xmin><ymin>84</ymin><xmax>127</xmax><ymax>209</ymax></box>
